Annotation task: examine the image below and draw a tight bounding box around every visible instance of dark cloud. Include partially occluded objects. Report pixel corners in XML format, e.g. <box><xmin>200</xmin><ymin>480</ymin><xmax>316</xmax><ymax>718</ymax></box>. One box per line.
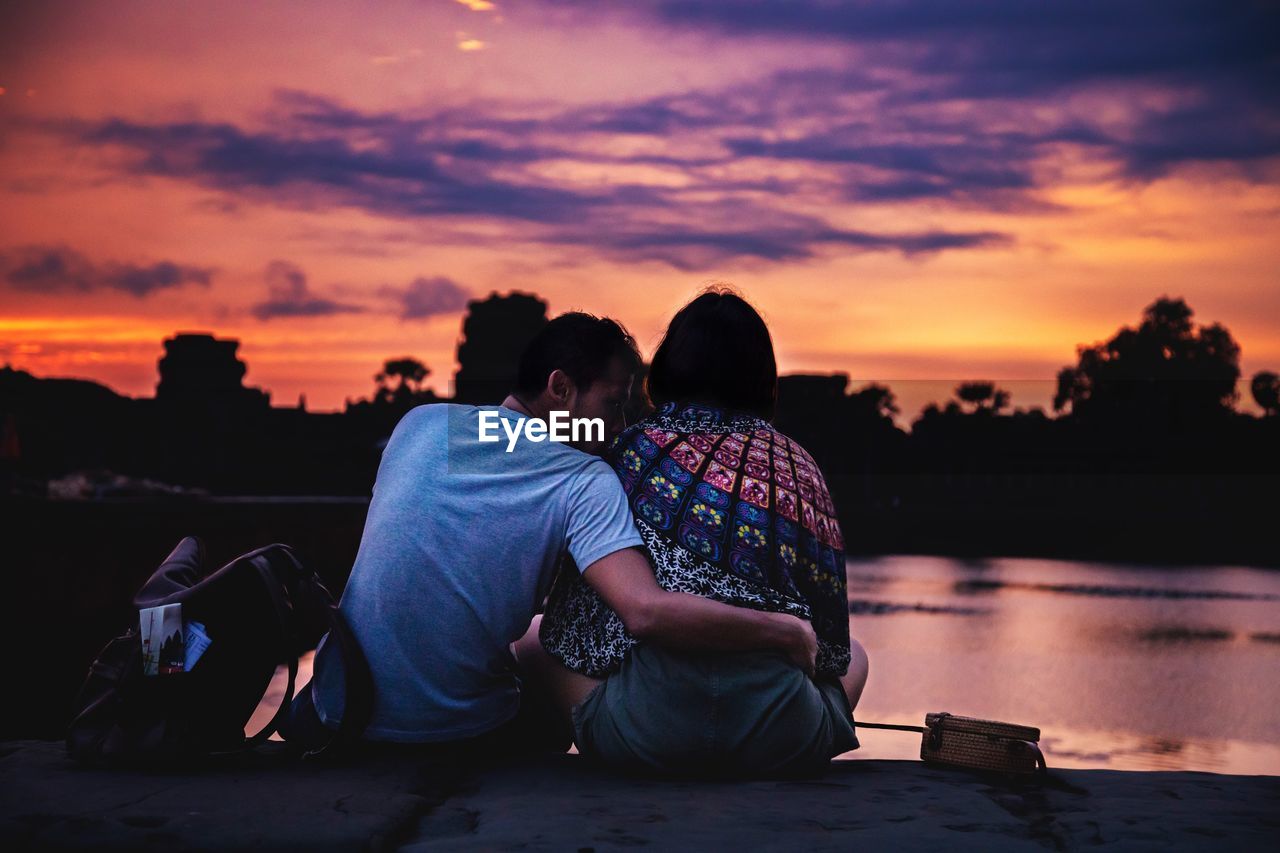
<box><xmin>636</xmin><ymin>0</ymin><xmax>1280</xmax><ymax>182</ymax></box>
<box><xmin>0</xmin><ymin>245</ymin><xmax>213</xmax><ymax>297</ymax></box>
<box><xmin>567</xmin><ymin>97</ymin><xmax>739</xmax><ymax>135</ymax></box>
<box><xmin>2</xmin><ymin>245</ymin><xmax>96</xmax><ymax>291</ymax></box>
<box><xmin>250</xmin><ymin>260</ymin><xmax>364</xmax><ymax>320</ymax></box>
<box><xmin>84</xmin><ymin>116</ymin><xmax>603</xmax><ymax>223</ymax></box>
<box><xmin>108</xmin><ymin>261</ymin><xmax>214</xmax><ymax>297</ymax></box>
<box><xmin>384</xmin><ymin>276</ymin><xmax>472</xmax><ymax>320</ymax></box>
<box><xmin>1112</xmin><ymin>96</ymin><xmax>1280</xmax><ymax>180</ymax></box>
<box><xmin>724</xmin><ymin>132</ymin><xmax>1039</xmax><ymax>203</ymax></box>
<box><xmin>648</xmin><ymin>1</ymin><xmax>1277</xmax><ymax>90</ymax></box>
<box><xmin>550</xmin><ymin>208</ymin><xmax>1009</xmax><ymax>270</ymax></box>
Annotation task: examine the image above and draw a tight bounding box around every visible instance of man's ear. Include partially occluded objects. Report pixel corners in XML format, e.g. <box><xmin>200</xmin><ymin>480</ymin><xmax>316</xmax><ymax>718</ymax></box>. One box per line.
<box><xmin>546</xmin><ymin>369</ymin><xmax>573</xmax><ymax>406</ymax></box>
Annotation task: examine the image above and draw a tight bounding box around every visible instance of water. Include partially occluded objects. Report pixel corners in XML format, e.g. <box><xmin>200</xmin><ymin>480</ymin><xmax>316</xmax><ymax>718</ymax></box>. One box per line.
<box><xmin>252</xmin><ymin>557</ymin><xmax>1280</xmax><ymax>776</ymax></box>
<box><xmin>840</xmin><ymin>556</ymin><xmax>1280</xmax><ymax>775</ymax></box>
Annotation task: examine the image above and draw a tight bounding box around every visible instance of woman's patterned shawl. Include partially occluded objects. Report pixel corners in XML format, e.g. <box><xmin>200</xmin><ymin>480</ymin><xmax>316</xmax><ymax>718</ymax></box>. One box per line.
<box><xmin>540</xmin><ymin>401</ymin><xmax>850</xmax><ymax>677</ymax></box>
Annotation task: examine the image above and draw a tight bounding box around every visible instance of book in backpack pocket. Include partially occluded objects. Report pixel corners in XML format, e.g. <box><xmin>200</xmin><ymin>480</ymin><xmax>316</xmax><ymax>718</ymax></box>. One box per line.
<box><xmin>140</xmin><ymin>603</ymin><xmax>184</xmax><ymax>675</ymax></box>
<box><xmin>140</xmin><ymin>603</ymin><xmax>213</xmax><ymax>675</ymax></box>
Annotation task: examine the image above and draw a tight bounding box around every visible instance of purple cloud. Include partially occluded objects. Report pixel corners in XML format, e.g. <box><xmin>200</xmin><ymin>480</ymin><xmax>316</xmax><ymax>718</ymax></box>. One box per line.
<box><xmin>550</xmin><ymin>219</ymin><xmax>1008</xmax><ymax>270</ymax></box>
<box><xmin>387</xmin><ymin>276</ymin><xmax>472</xmax><ymax>320</ymax></box>
<box><xmin>251</xmin><ymin>260</ymin><xmax>364</xmax><ymax>320</ymax></box>
<box><xmin>0</xmin><ymin>244</ymin><xmax>214</xmax><ymax>297</ymax></box>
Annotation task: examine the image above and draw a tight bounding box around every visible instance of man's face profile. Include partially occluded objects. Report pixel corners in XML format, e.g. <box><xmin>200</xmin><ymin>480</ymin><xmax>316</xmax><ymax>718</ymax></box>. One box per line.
<box><xmin>564</xmin><ymin>358</ymin><xmax>633</xmax><ymax>456</ymax></box>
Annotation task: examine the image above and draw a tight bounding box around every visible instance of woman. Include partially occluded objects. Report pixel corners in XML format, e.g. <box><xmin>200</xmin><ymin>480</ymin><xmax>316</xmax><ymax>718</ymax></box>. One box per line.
<box><xmin>520</xmin><ymin>288</ymin><xmax>868</xmax><ymax>777</ymax></box>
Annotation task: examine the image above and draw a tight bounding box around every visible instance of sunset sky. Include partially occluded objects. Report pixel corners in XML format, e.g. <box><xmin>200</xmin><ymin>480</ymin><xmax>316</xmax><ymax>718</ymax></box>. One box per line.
<box><xmin>2</xmin><ymin>1</ymin><xmax>1277</xmax><ymax>418</ymax></box>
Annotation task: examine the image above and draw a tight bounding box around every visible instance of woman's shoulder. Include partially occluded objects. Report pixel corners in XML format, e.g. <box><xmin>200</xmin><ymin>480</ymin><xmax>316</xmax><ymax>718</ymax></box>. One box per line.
<box><xmin>760</xmin><ymin>425</ymin><xmax>825</xmax><ymax>472</ymax></box>
<box><xmin>617</xmin><ymin>407</ymin><xmax>825</xmax><ymax>471</ymax></box>
<box><xmin>633</xmin><ymin>401</ymin><xmax>769</xmax><ymax>437</ymax></box>
<box><xmin>757</xmin><ymin>425</ymin><xmax>841</xmax><ymax>524</ymax></box>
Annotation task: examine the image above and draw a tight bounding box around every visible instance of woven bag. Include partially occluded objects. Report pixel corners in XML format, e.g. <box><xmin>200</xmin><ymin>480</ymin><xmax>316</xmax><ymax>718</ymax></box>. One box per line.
<box><xmin>858</xmin><ymin>712</ymin><xmax>1046</xmax><ymax>775</ymax></box>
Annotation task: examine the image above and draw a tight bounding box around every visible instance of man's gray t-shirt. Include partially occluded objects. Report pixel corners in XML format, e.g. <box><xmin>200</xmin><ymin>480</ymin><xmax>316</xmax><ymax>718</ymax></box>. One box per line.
<box><xmin>311</xmin><ymin>403</ymin><xmax>643</xmax><ymax>742</ymax></box>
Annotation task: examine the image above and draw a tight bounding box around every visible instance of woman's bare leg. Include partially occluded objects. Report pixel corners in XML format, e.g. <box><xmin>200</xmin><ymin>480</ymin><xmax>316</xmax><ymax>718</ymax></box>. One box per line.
<box><xmin>511</xmin><ymin>615</ymin><xmax>602</xmax><ymax>721</ymax></box>
<box><xmin>840</xmin><ymin>637</ymin><xmax>870</xmax><ymax>712</ymax></box>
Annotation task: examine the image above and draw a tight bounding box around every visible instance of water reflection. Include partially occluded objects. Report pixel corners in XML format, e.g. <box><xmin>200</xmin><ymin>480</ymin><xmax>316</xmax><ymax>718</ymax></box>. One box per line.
<box><xmin>845</xmin><ymin>555</ymin><xmax>1280</xmax><ymax>775</ymax></box>
<box><xmin>245</xmin><ymin>650</ymin><xmax>314</xmax><ymax>741</ymax></box>
<box><xmin>1137</xmin><ymin>626</ymin><xmax>1233</xmax><ymax>642</ymax></box>
<box><xmin>953</xmin><ymin>578</ymin><xmax>1277</xmax><ymax>600</ymax></box>
<box><xmin>849</xmin><ymin>599</ymin><xmax>988</xmax><ymax>616</ymax></box>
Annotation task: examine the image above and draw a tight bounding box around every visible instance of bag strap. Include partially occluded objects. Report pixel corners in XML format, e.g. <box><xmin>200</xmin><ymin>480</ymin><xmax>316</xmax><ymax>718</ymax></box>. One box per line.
<box><xmin>204</xmin><ymin>550</ymin><xmax>300</xmax><ymax>757</ymax></box>
<box><xmin>856</xmin><ymin>713</ymin><xmax>965</xmax><ymax>752</ymax></box>
<box><xmin>1024</xmin><ymin>740</ymin><xmax>1047</xmax><ymax>772</ymax></box>
<box><xmin>242</xmin><ymin>553</ymin><xmax>300</xmax><ymax>747</ymax></box>
<box><xmin>269</xmin><ymin>546</ymin><xmax>375</xmax><ymax>758</ymax></box>
<box><xmin>855</xmin><ymin>722</ymin><xmax>928</xmax><ymax>733</ymax></box>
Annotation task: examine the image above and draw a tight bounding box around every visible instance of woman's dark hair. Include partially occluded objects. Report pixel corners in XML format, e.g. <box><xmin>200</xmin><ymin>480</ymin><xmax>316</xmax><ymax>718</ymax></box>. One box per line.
<box><xmin>647</xmin><ymin>287</ymin><xmax>777</xmax><ymax>419</ymax></box>
<box><xmin>514</xmin><ymin>312</ymin><xmax>641</xmax><ymax>396</ymax></box>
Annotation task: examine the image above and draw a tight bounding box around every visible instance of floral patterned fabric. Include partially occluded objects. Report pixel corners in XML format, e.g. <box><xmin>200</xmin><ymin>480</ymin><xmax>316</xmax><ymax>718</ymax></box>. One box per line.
<box><xmin>540</xmin><ymin>401</ymin><xmax>851</xmax><ymax>677</ymax></box>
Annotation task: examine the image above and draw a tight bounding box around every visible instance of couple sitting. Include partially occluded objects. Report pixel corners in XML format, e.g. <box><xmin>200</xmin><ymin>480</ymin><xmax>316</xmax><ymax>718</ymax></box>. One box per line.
<box><xmin>286</xmin><ymin>289</ymin><xmax>869</xmax><ymax>777</ymax></box>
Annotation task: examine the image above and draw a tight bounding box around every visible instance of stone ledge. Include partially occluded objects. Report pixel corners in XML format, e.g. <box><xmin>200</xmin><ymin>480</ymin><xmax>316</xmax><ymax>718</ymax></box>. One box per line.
<box><xmin>3</xmin><ymin>740</ymin><xmax>1277</xmax><ymax>851</ymax></box>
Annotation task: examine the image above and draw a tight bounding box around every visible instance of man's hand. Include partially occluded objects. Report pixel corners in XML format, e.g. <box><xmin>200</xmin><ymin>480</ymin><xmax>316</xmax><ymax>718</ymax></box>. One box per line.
<box><xmin>769</xmin><ymin>612</ymin><xmax>818</xmax><ymax>677</ymax></box>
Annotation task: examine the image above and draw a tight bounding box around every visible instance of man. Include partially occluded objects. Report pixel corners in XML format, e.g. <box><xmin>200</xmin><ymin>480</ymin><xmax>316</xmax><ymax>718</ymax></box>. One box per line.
<box><xmin>291</xmin><ymin>312</ymin><xmax>816</xmax><ymax>750</ymax></box>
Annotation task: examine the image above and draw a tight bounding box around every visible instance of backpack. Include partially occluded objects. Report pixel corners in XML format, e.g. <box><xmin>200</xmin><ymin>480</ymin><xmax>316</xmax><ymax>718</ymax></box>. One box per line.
<box><xmin>66</xmin><ymin>536</ymin><xmax>373</xmax><ymax>765</ymax></box>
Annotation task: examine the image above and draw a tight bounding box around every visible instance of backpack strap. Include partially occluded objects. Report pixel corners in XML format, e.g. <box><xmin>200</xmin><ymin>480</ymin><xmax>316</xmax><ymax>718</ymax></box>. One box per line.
<box><xmin>201</xmin><ymin>548</ymin><xmax>301</xmax><ymax>758</ymax></box>
<box><xmin>269</xmin><ymin>546</ymin><xmax>375</xmax><ymax>757</ymax></box>
<box><xmin>242</xmin><ymin>552</ymin><xmax>300</xmax><ymax>748</ymax></box>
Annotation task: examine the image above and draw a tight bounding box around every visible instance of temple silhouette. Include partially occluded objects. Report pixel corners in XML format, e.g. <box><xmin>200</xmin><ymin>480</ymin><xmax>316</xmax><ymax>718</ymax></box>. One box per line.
<box><xmin>156</xmin><ymin>333</ymin><xmax>270</xmax><ymax>411</ymax></box>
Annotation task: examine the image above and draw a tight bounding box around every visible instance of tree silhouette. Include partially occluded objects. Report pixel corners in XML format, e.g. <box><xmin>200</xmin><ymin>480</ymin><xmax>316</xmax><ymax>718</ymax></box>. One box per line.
<box><xmin>848</xmin><ymin>383</ymin><xmax>900</xmax><ymax>420</ymax></box>
<box><xmin>374</xmin><ymin>357</ymin><xmax>429</xmax><ymax>403</ymax></box>
<box><xmin>454</xmin><ymin>292</ymin><xmax>548</xmax><ymax>404</ymax></box>
<box><xmin>1252</xmin><ymin>371</ymin><xmax>1280</xmax><ymax>416</ymax></box>
<box><xmin>1053</xmin><ymin>296</ymin><xmax>1240</xmax><ymax>425</ymax></box>
<box><xmin>954</xmin><ymin>381</ymin><xmax>1010</xmax><ymax>414</ymax></box>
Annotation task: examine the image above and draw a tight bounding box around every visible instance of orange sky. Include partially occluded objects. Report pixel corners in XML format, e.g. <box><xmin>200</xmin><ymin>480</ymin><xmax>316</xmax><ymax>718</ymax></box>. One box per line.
<box><xmin>2</xmin><ymin>1</ymin><xmax>1277</xmax><ymax>418</ymax></box>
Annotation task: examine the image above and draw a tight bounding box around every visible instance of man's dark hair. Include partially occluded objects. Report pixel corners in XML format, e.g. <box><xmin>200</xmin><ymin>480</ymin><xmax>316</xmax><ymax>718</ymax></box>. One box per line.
<box><xmin>647</xmin><ymin>287</ymin><xmax>777</xmax><ymax>419</ymax></box>
<box><xmin>513</xmin><ymin>312</ymin><xmax>642</xmax><ymax>397</ymax></box>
